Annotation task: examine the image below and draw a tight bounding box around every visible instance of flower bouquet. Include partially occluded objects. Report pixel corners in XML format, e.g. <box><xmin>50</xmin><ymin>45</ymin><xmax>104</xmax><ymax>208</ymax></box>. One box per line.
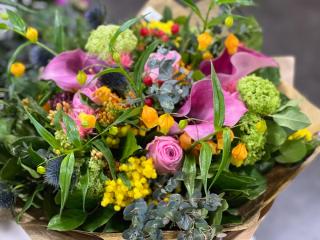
<box><xmin>0</xmin><ymin>0</ymin><xmax>319</xmax><ymax>239</ymax></box>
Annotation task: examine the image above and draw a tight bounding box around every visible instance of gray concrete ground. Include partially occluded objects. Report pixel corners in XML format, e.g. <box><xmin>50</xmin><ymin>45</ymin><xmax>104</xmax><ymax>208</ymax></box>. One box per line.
<box><xmin>104</xmin><ymin>1</ymin><xmax>320</xmax><ymax>239</ymax></box>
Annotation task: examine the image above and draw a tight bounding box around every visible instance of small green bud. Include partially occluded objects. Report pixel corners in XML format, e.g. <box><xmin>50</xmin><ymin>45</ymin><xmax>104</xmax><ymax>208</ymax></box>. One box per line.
<box><xmin>37</xmin><ymin>166</ymin><xmax>46</xmax><ymax>175</ymax></box>
<box><xmin>119</xmin><ymin>125</ymin><xmax>131</xmax><ymax>137</ymax></box>
<box><xmin>109</xmin><ymin>126</ymin><xmax>119</xmax><ymax>136</ymax></box>
<box><xmin>76</xmin><ymin>70</ymin><xmax>87</xmax><ymax>85</ymax></box>
<box><xmin>225</xmin><ymin>16</ymin><xmax>234</xmax><ymax>28</ymax></box>
<box><xmin>112</xmin><ymin>51</ymin><xmax>121</xmax><ymax>63</ymax></box>
<box><xmin>179</xmin><ymin>119</ymin><xmax>188</xmax><ymax>129</ymax></box>
<box><xmin>0</xmin><ymin>13</ymin><xmax>9</xmax><ymax>20</ymax></box>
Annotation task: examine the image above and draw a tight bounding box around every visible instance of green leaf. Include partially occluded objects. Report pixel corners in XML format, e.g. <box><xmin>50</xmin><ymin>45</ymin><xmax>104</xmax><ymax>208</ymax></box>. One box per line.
<box><xmin>255</xmin><ymin>67</ymin><xmax>281</xmax><ymax>86</ymax></box>
<box><xmin>62</xmin><ymin>112</ymin><xmax>81</xmax><ymax>147</ymax></box>
<box><xmin>199</xmin><ymin>142</ymin><xmax>212</xmax><ymax>196</ymax></box>
<box><xmin>209</xmin><ymin>129</ymin><xmax>231</xmax><ymax>188</ymax></box>
<box><xmin>0</xmin><ymin>158</ymin><xmax>19</xmax><ymax>180</ymax></box>
<box><xmin>109</xmin><ymin>17</ymin><xmax>141</xmax><ymax>54</ymax></box>
<box><xmin>0</xmin><ymin>23</ymin><xmax>8</xmax><ymax>29</ymax></box>
<box><xmin>272</xmin><ymin>107</ymin><xmax>311</xmax><ymax>131</ymax></box>
<box><xmin>48</xmin><ymin>209</ymin><xmax>87</xmax><ymax>231</ymax></box>
<box><xmin>25</xmin><ymin>111</ymin><xmax>60</xmax><ymax>149</ymax></box>
<box><xmin>134</xmin><ymin>40</ymin><xmax>160</xmax><ymax>95</ymax></box>
<box><xmin>17</xmin><ymin>185</ymin><xmax>44</xmax><ymax>222</ymax></box>
<box><xmin>6</xmin><ymin>9</ymin><xmax>26</xmax><ymax>32</ymax></box>
<box><xmin>181</xmin><ymin>0</ymin><xmax>204</xmax><ymax>22</ymax></box>
<box><xmin>277</xmin><ymin>100</ymin><xmax>299</xmax><ymax>112</ymax></box>
<box><xmin>266</xmin><ymin>121</ymin><xmax>287</xmax><ymax>146</ymax></box>
<box><xmin>93</xmin><ymin>140</ymin><xmax>116</xmax><ymax>179</ymax></box>
<box><xmin>20</xmin><ymin>162</ymin><xmax>41</xmax><ymax>179</ymax></box>
<box><xmin>59</xmin><ymin>153</ymin><xmax>75</xmax><ymax>215</ymax></box>
<box><xmin>276</xmin><ymin>140</ymin><xmax>307</xmax><ymax>164</ymax></box>
<box><xmin>79</xmin><ymin>169</ymin><xmax>89</xmax><ymax>212</ymax></box>
<box><xmin>215</xmin><ymin>0</ymin><xmax>254</xmax><ymax>6</ymax></box>
<box><xmin>28</xmin><ymin>146</ymin><xmax>46</xmax><ymax>167</ymax></box>
<box><xmin>210</xmin><ymin>199</ymin><xmax>228</xmax><ymax>226</ymax></box>
<box><xmin>93</xmin><ymin>67</ymin><xmax>129</xmax><ymax>81</ymax></box>
<box><xmin>162</xmin><ymin>6</ymin><xmax>173</xmax><ymax>21</ymax></box>
<box><xmin>120</xmin><ymin>131</ymin><xmax>141</xmax><ymax>161</ymax></box>
<box><xmin>118</xmin><ymin>172</ymin><xmax>132</xmax><ymax>188</ymax></box>
<box><xmin>82</xmin><ymin>206</ymin><xmax>115</xmax><ymax>232</ymax></box>
<box><xmin>211</xmin><ymin>63</ymin><xmax>225</xmax><ymax>130</ymax></box>
<box><xmin>54</xmin><ymin>10</ymin><xmax>65</xmax><ymax>53</ymax></box>
<box><xmin>182</xmin><ymin>154</ymin><xmax>196</xmax><ymax>198</ymax></box>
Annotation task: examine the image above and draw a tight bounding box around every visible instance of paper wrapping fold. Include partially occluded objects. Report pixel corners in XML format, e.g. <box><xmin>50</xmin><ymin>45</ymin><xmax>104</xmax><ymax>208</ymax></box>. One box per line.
<box><xmin>19</xmin><ymin>56</ymin><xmax>320</xmax><ymax>240</ymax></box>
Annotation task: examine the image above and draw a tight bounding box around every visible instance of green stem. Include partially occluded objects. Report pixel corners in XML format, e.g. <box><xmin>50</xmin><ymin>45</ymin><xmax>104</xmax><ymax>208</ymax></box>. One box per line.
<box><xmin>203</xmin><ymin>1</ymin><xmax>215</xmax><ymax>32</ymax></box>
<box><xmin>36</xmin><ymin>41</ymin><xmax>58</xmax><ymax>56</ymax></box>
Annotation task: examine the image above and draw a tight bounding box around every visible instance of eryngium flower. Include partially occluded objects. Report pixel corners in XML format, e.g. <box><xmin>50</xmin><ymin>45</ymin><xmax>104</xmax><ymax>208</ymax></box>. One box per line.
<box><xmin>0</xmin><ymin>182</ymin><xmax>14</xmax><ymax>209</ymax></box>
<box><xmin>85</xmin><ymin>4</ymin><xmax>106</xmax><ymax>29</ymax></box>
<box><xmin>44</xmin><ymin>157</ymin><xmax>76</xmax><ymax>188</ymax></box>
<box><xmin>99</xmin><ymin>72</ymin><xmax>128</xmax><ymax>97</ymax></box>
<box><xmin>29</xmin><ymin>46</ymin><xmax>54</xmax><ymax>67</ymax></box>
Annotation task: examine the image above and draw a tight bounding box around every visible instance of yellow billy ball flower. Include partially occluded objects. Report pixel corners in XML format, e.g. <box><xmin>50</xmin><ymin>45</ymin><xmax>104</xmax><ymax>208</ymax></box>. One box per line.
<box><xmin>141</xmin><ymin>105</ymin><xmax>159</xmax><ymax>129</ymax></box>
<box><xmin>231</xmin><ymin>143</ymin><xmax>248</xmax><ymax>167</ymax></box>
<box><xmin>288</xmin><ymin>128</ymin><xmax>313</xmax><ymax>142</ymax></box>
<box><xmin>25</xmin><ymin>27</ymin><xmax>38</xmax><ymax>43</ymax></box>
<box><xmin>78</xmin><ymin>113</ymin><xmax>96</xmax><ymax>128</ymax></box>
<box><xmin>36</xmin><ymin>166</ymin><xmax>46</xmax><ymax>175</ymax></box>
<box><xmin>158</xmin><ymin>113</ymin><xmax>174</xmax><ymax>135</ymax></box>
<box><xmin>10</xmin><ymin>62</ymin><xmax>26</xmax><ymax>77</ymax></box>
<box><xmin>197</xmin><ymin>32</ymin><xmax>213</xmax><ymax>51</ymax></box>
<box><xmin>225</xmin><ymin>16</ymin><xmax>234</xmax><ymax>28</ymax></box>
<box><xmin>255</xmin><ymin>120</ymin><xmax>267</xmax><ymax>134</ymax></box>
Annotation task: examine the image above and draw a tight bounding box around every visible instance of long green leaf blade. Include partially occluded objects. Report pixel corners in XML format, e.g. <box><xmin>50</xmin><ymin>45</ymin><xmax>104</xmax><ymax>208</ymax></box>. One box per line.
<box><xmin>211</xmin><ymin>62</ymin><xmax>225</xmax><ymax>131</ymax></box>
<box><xmin>93</xmin><ymin>140</ymin><xmax>116</xmax><ymax>179</ymax></box>
<box><xmin>182</xmin><ymin>154</ymin><xmax>196</xmax><ymax>198</ymax></box>
<box><xmin>62</xmin><ymin>112</ymin><xmax>81</xmax><ymax>147</ymax></box>
<box><xmin>181</xmin><ymin>0</ymin><xmax>204</xmax><ymax>22</ymax></box>
<box><xmin>25</xmin><ymin>111</ymin><xmax>60</xmax><ymax>149</ymax></box>
<box><xmin>54</xmin><ymin>10</ymin><xmax>65</xmax><ymax>53</ymax></box>
<box><xmin>59</xmin><ymin>153</ymin><xmax>75</xmax><ymax>215</ymax></box>
<box><xmin>209</xmin><ymin>129</ymin><xmax>231</xmax><ymax>188</ymax></box>
<box><xmin>17</xmin><ymin>185</ymin><xmax>43</xmax><ymax>221</ymax></box>
<box><xmin>199</xmin><ymin>142</ymin><xmax>212</xmax><ymax>196</ymax></box>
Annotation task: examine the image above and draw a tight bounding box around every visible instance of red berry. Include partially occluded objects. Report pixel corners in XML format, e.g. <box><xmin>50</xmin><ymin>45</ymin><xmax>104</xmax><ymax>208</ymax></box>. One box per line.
<box><xmin>144</xmin><ymin>98</ymin><xmax>153</xmax><ymax>106</ymax></box>
<box><xmin>161</xmin><ymin>35</ymin><xmax>169</xmax><ymax>42</ymax></box>
<box><xmin>171</xmin><ymin>23</ymin><xmax>180</xmax><ymax>35</ymax></box>
<box><xmin>140</xmin><ymin>27</ymin><xmax>149</xmax><ymax>37</ymax></box>
<box><xmin>143</xmin><ymin>75</ymin><xmax>153</xmax><ymax>86</ymax></box>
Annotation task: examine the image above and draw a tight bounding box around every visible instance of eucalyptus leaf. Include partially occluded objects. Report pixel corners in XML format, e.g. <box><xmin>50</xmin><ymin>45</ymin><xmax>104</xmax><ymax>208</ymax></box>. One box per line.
<box><xmin>59</xmin><ymin>153</ymin><xmax>75</xmax><ymax>215</ymax></box>
<box><xmin>182</xmin><ymin>154</ymin><xmax>196</xmax><ymax>198</ymax></box>
<box><xmin>199</xmin><ymin>142</ymin><xmax>212</xmax><ymax>196</ymax></box>
<box><xmin>272</xmin><ymin>107</ymin><xmax>310</xmax><ymax>131</ymax></box>
<box><xmin>48</xmin><ymin>209</ymin><xmax>87</xmax><ymax>231</ymax></box>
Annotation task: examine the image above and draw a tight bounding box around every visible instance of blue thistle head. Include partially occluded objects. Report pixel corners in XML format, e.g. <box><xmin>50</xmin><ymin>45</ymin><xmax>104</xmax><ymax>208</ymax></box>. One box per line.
<box><xmin>85</xmin><ymin>4</ymin><xmax>107</xmax><ymax>29</ymax></box>
<box><xmin>99</xmin><ymin>72</ymin><xmax>128</xmax><ymax>97</ymax></box>
<box><xmin>0</xmin><ymin>182</ymin><xmax>14</xmax><ymax>209</ymax></box>
<box><xmin>44</xmin><ymin>157</ymin><xmax>77</xmax><ymax>189</ymax></box>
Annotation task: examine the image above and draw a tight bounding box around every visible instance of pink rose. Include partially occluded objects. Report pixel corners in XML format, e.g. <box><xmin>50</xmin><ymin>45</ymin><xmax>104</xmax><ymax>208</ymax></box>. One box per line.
<box><xmin>144</xmin><ymin>50</ymin><xmax>181</xmax><ymax>82</ymax></box>
<box><xmin>146</xmin><ymin>136</ymin><xmax>183</xmax><ymax>174</ymax></box>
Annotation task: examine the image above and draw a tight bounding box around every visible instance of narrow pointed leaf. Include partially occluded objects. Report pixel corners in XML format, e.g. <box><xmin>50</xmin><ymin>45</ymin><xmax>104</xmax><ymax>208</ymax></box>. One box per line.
<box><xmin>199</xmin><ymin>142</ymin><xmax>212</xmax><ymax>196</ymax></box>
<box><xmin>182</xmin><ymin>154</ymin><xmax>196</xmax><ymax>198</ymax></box>
<box><xmin>62</xmin><ymin>112</ymin><xmax>81</xmax><ymax>147</ymax></box>
<box><xmin>93</xmin><ymin>140</ymin><xmax>116</xmax><ymax>179</ymax></box>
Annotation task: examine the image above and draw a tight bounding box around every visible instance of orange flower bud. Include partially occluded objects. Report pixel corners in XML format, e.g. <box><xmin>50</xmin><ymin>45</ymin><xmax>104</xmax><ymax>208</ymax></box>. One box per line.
<box><xmin>217</xmin><ymin>129</ymin><xmax>234</xmax><ymax>150</ymax></box>
<box><xmin>224</xmin><ymin>33</ymin><xmax>240</xmax><ymax>55</ymax></box>
<box><xmin>179</xmin><ymin>132</ymin><xmax>192</xmax><ymax>150</ymax></box>
<box><xmin>141</xmin><ymin>105</ymin><xmax>159</xmax><ymax>129</ymax></box>
<box><xmin>207</xmin><ymin>140</ymin><xmax>219</xmax><ymax>155</ymax></box>
<box><xmin>231</xmin><ymin>143</ymin><xmax>248</xmax><ymax>167</ymax></box>
<box><xmin>10</xmin><ymin>62</ymin><xmax>26</xmax><ymax>77</ymax></box>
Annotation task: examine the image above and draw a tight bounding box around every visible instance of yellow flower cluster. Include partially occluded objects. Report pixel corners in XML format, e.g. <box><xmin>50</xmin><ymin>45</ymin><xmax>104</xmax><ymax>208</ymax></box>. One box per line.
<box><xmin>101</xmin><ymin>156</ymin><xmax>157</xmax><ymax>211</ymax></box>
<box><xmin>288</xmin><ymin>128</ymin><xmax>312</xmax><ymax>142</ymax></box>
<box><xmin>148</xmin><ymin>20</ymin><xmax>174</xmax><ymax>35</ymax></box>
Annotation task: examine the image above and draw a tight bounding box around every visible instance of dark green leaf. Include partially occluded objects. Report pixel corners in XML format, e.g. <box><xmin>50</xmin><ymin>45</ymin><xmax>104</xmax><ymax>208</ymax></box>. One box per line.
<box><xmin>54</xmin><ymin>10</ymin><xmax>65</xmax><ymax>53</ymax></box>
<box><xmin>25</xmin><ymin>111</ymin><xmax>60</xmax><ymax>149</ymax></box>
<box><xmin>6</xmin><ymin>9</ymin><xmax>26</xmax><ymax>32</ymax></box>
<box><xmin>255</xmin><ymin>67</ymin><xmax>281</xmax><ymax>85</ymax></box>
<box><xmin>118</xmin><ymin>172</ymin><xmax>131</xmax><ymax>188</ymax></box>
<box><xmin>182</xmin><ymin>154</ymin><xmax>196</xmax><ymax>198</ymax></box>
<box><xmin>28</xmin><ymin>146</ymin><xmax>46</xmax><ymax>167</ymax></box>
<box><xmin>93</xmin><ymin>140</ymin><xmax>116</xmax><ymax>179</ymax></box>
<box><xmin>162</xmin><ymin>6</ymin><xmax>173</xmax><ymax>21</ymax></box>
<box><xmin>20</xmin><ymin>162</ymin><xmax>40</xmax><ymax>178</ymax></box>
<box><xmin>209</xmin><ymin>129</ymin><xmax>231</xmax><ymax>188</ymax></box>
<box><xmin>48</xmin><ymin>209</ymin><xmax>87</xmax><ymax>231</ymax></box>
<box><xmin>211</xmin><ymin>63</ymin><xmax>225</xmax><ymax>131</ymax></box>
<box><xmin>134</xmin><ymin>40</ymin><xmax>160</xmax><ymax>95</ymax></box>
<box><xmin>17</xmin><ymin>185</ymin><xmax>44</xmax><ymax>222</ymax></box>
<box><xmin>181</xmin><ymin>0</ymin><xmax>204</xmax><ymax>22</ymax></box>
<box><xmin>266</xmin><ymin>121</ymin><xmax>287</xmax><ymax>146</ymax></box>
<box><xmin>59</xmin><ymin>153</ymin><xmax>75</xmax><ymax>215</ymax></box>
<box><xmin>120</xmin><ymin>131</ymin><xmax>141</xmax><ymax>161</ymax></box>
<box><xmin>62</xmin><ymin>112</ymin><xmax>81</xmax><ymax>147</ymax></box>
<box><xmin>82</xmin><ymin>206</ymin><xmax>115</xmax><ymax>232</ymax></box>
<box><xmin>272</xmin><ymin>107</ymin><xmax>311</xmax><ymax>131</ymax></box>
<box><xmin>199</xmin><ymin>142</ymin><xmax>212</xmax><ymax>196</ymax></box>
<box><xmin>276</xmin><ymin>140</ymin><xmax>308</xmax><ymax>164</ymax></box>
<box><xmin>0</xmin><ymin>158</ymin><xmax>19</xmax><ymax>180</ymax></box>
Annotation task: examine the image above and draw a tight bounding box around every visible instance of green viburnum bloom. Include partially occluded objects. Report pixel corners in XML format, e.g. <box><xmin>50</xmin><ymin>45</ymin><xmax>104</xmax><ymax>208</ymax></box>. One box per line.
<box><xmin>237</xmin><ymin>75</ymin><xmax>281</xmax><ymax>115</ymax></box>
<box><xmin>86</xmin><ymin>157</ymin><xmax>106</xmax><ymax>199</ymax></box>
<box><xmin>239</xmin><ymin>113</ymin><xmax>267</xmax><ymax>165</ymax></box>
<box><xmin>85</xmin><ymin>25</ymin><xmax>137</xmax><ymax>60</ymax></box>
